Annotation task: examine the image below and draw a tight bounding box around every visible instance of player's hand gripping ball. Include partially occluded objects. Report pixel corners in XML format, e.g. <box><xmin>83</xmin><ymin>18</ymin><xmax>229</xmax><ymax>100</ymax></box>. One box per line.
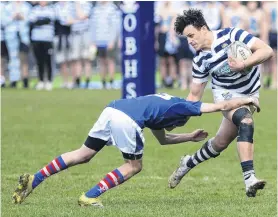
<box><xmin>227</xmin><ymin>41</ymin><xmax>253</xmax><ymax>75</ymax></box>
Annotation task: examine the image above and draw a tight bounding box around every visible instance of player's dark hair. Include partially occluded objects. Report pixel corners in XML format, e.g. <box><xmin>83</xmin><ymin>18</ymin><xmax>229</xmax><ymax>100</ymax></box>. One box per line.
<box><xmin>174</xmin><ymin>8</ymin><xmax>210</xmax><ymax>35</ymax></box>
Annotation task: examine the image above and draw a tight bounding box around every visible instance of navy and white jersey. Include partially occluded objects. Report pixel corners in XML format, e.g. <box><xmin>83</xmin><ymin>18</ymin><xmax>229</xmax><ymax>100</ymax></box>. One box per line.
<box><xmin>3</xmin><ymin>2</ymin><xmax>31</xmax><ymax>33</ymax></box>
<box><xmin>90</xmin><ymin>2</ymin><xmax>121</xmax><ymax>47</ymax></box>
<box><xmin>0</xmin><ymin>2</ymin><xmax>6</xmax><ymax>41</ymax></box>
<box><xmin>29</xmin><ymin>4</ymin><xmax>56</xmax><ymax>42</ymax></box>
<box><xmin>107</xmin><ymin>93</ymin><xmax>202</xmax><ymax>130</ymax></box>
<box><xmin>69</xmin><ymin>2</ymin><xmax>92</xmax><ymax>32</ymax></box>
<box><xmin>192</xmin><ymin>27</ymin><xmax>260</xmax><ymax>95</ymax></box>
<box><xmin>54</xmin><ymin>1</ymin><xmax>72</xmax><ymax>26</ymax></box>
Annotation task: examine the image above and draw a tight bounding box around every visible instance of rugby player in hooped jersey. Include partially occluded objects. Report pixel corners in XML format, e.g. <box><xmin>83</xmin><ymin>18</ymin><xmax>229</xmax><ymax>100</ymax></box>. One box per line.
<box><xmin>12</xmin><ymin>93</ymin><xmax>259</xmax><ymax>207</ymax></box>
<box><xmin>168</xmin><ymin>9</ymin><xmax>273</xmax><ymax>197</ymax></box>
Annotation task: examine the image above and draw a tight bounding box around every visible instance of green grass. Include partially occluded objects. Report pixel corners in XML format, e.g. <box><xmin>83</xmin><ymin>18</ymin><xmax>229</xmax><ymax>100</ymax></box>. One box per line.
<box><xmin>1</xmin><ymin>88</ymin><xmax>277</xmax><ymax>217</ymax></box>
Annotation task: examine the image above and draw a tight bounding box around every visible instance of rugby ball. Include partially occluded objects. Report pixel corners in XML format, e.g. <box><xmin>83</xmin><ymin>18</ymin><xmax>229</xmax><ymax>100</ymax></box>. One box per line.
<box><xmin>227</xmin><ymin>41</ymin><xmax>253</xmax><ymax>75</ymax></box>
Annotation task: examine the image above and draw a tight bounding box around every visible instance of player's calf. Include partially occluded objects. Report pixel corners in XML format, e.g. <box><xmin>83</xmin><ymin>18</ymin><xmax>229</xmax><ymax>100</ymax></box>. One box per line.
<box><xmin>82</xmin><ymin>153</ymin><xmax>142</xmax><ymax>205</ymax></box>
<box><xmin>232</xmin><ymin>107</ymin><xmax>266</xmax><ymax>196</ymax></box>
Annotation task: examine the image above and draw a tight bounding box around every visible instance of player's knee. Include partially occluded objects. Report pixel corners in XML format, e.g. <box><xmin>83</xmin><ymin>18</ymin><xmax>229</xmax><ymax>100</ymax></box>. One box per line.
<box><xmin>241</xmin><ymin>117</ymin><xmax>253</xmax><ymax>125</ymax></box>
<box><xmin>232</xmin><ymin>107</ymin><xmax>253</xmax><ymax>126</ymax></box>
<box><xmin>232</xmin><ymin>108</ymin><xmax>254</xmax><ymax>143</ymax></box>
<box><xmin>130</xmin><ymin>161</ymin><xmax>143</xmax><ymax>175</ymax></box>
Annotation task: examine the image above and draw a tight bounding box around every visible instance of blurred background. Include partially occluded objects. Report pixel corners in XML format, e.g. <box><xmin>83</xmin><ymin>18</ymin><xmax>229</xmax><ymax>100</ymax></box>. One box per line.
<box><xmin>0</xmin><ymin>1</ymin><xmax>277</xmax><ymax>91</ymax></box>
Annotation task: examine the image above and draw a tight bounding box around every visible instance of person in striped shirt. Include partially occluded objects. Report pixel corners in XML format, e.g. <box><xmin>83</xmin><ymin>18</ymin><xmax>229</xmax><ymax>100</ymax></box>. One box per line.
<box><xmin>29</xmin><ymin>1</ymin><xmax>56</xmax><ymax>91</ymax></box>
<box><xmin>90</xmin><ymin>2</ymin><xmax>121</xmax><ymax>89</ymax></box>
<box><xmin>168</xmin><ymin>9</ymin><xmax>273</xmax><ymax>197</ymax></box>
<box><xmin>3</xmin><ymin>1</ymin><xmax>31</xmax><ymax>88</ymax></box>
<box><xmin>68</xmin><ymin>2</ymin><xmax>93</xmax><ymax>89</ymax></box>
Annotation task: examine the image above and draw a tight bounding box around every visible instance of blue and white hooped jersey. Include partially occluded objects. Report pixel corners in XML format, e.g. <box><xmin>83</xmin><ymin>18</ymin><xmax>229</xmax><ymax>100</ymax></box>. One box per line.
<box><xmin>90</xmin><ymin>2</ymin><xmax>121</xmax><ymax>47</ymax></box>
<box><xmin>69</xmin><ymin>2</ymin><xmax>92</xmax><ymax>32</ymax></box>
<box><xmin>192</xmin><ymin>27</ymin><xmax>260</xmax><ymax>95</ymax></box>
<box><xmin>107</xmin><ymin>93</ymin><xmax>202</xmax><ymax>130</ymax></box>
<box><xmin>29</xmin><ymin>4</ymin><xmax>56</xmax><ymax>42</ymax></box>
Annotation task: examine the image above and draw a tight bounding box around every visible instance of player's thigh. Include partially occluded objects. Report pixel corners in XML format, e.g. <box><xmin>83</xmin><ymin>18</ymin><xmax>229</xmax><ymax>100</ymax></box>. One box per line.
<box><xmin>88</xmin><ymin>108</ymin><xmax>112</xmax><ymax>143</ymax></box>
<box><xmin>213</xmin><ymin>116</ymin><xmax>238</xmax><ymax>148</ymax></box>
<box><xmin>109</xmin><ymin>109</ymin><xmax>145</xmax><ymax>156</ymax></box>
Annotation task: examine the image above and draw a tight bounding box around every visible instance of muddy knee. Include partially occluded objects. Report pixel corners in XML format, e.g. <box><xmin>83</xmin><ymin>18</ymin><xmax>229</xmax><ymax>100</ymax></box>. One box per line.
<box><xmin>232</xmin><ymin>108</ymin><xmax>254</xmax><ymax>143</ymax></box>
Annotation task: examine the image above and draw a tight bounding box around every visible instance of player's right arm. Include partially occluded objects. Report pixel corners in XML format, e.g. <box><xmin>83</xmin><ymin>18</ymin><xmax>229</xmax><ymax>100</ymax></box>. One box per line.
<box><xmin>187</xmin><ymin>58</ymin><xmax>208</xmax><ymax>102</ymax></box>
<box><xmin>200</xmin><ymin>97</ymin><xmax>260</xmax><ymax>113</ymax></box>
<box><xmin>151</xmin><ymin>129</ymin><xmax>208</xmax><ymax>145</ymax></box>
<box><xmin>187</xmin><ymin>81</ymin><xmax>207</xmax><ymax>102</ymax></box>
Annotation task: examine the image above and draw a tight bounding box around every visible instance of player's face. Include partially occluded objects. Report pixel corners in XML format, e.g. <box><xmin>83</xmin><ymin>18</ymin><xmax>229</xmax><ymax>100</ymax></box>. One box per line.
<box><xmin>183</xmin><ymin>25</ymin><xmax>207</xmax><ymax>51</ymax></box>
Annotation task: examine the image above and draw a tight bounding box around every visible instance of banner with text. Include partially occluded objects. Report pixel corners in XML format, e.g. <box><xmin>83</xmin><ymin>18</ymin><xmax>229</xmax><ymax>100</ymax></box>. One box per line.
<box><xmin>121</xmin><ymin>1</ymin><xmax>155</xmax><ymax>99</ymax></box>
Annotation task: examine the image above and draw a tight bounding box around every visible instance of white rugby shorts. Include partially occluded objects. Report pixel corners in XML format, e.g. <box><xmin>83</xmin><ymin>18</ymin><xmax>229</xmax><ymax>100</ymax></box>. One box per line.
<box><xmin>212</xmin><ymin>88</ymin><xmax>259</xmax><ymax>113</ymax></box>
<box><xmin>212</xmin><ymin>88</ymin><xmax>259</xmax><ymax>103</ymax></box>
<box><xmin>88</xmin><ymin>107</ymin><xmax>145</xmax><ymax>155</ymax></box>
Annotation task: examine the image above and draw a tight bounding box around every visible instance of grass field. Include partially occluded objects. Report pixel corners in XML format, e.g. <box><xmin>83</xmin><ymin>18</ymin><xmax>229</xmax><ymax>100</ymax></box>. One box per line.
<box><xmin>1</xmin><ymin>88</ymin><xmax>277</xmax><ymax>217</ymax></box>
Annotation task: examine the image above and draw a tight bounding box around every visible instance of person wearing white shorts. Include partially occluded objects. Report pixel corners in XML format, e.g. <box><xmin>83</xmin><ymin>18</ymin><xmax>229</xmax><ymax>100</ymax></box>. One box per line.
<box><xmin>88</xmin><ymin>107</ymin><xmax>145</xmax><ymax>158</ymax></box>
<box><xmin>54</xmin><ymin>1</ymin><xmax>72</xmax><ymax>89</ymax></box>
<box><xmin>168</xmin><ymin>8</ymin><xmax>273</xmax><ymax>197</ymax></box>
<box><xmin>69</xmin><ymin>2</ymin><xmax>93</xmax><ymax>88</ymax></box>
<box><xmin>12</xmin><ymin>93</ymin><xmax>260</xmax><ymax>207</ymax></box>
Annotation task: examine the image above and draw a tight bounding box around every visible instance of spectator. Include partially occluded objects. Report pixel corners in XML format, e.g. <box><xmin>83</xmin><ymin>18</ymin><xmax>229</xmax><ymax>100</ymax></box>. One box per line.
<box><xmin>3</xmin><ymin>1</ymin><xmax>31</xmax><ymax>88</ymax></box>
<box><xmin>54</xmin><ymin>1</ymin><xmax>73</xmax><ymax>89</ymax></box>
<box><xmin>174</xmin><ymin>2</ymin><xmax>196</xmax><ymax>90</ymax></box>
<box><xmin>246</xmin><ymin>2</ymin><xmax>266</xmax><ymax>39</ymax></box>
<box><xmin>69</xmin><ymin>2</ymin><xmax>93</xmax><ymax>89</ymax></box>
<box><xmin>246</xmin><ymin>2</ymin><xmax>268</xmax><ymax>89</ymax></box>
<box><xmin>29</xmin><ymin>1</ymin><xmax>55</xmax><ymax>90</ymax></box>
<box><xmin>223</xmin><ymin>2</ymin><xmax>248</xmax><ymax>29</ymax></box>
<box><xmin>262</xmin><ymin>1</ymin><xmax>277</xmax><ymax>89</ymax></box>
<box><xmin>0</xmin><ymin>2</ymin><xmax>8</xmax><ymax>88</ymax></box>
<box><xmin>155</xmin><ymin>1</ymin><xmax>178</xmax><ymax>88</ymax></box>
<box><xmin>196</xmin><ymin>1</ymin><xmax>225</xmax><ymax>30</ymax></box>
<box><xmin>90</xmin><ymin>2</ymin><xmax>121</xmax><ymax>89</ymax></box>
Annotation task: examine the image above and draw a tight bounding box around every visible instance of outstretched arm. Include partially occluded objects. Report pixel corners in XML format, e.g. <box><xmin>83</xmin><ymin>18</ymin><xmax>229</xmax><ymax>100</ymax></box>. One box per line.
<box><xmin>151</xmin><ymin>129</ymin><xmax>208</xmax><ymax>145</ymax></box>
<box><xmin>200</xmin><ymin>97</ymin><xmax>260</xmax><ymax>113</ymax></box>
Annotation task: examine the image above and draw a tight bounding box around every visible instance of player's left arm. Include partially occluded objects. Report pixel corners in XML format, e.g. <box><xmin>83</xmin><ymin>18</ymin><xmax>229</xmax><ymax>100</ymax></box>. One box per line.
<box><xmin>244</xmin><ymin>38</ymin><xmax>273</xmax><ymax>68</ymax></box>
<box><xmin>151</xmin><ymin>129</ymin><xmax>208</xmax><ymax>145</ymax></box>
<box><xmin>228</xmin><ymin>37</ymin><xmax>273</xmax><ymax>71</ymax></box>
